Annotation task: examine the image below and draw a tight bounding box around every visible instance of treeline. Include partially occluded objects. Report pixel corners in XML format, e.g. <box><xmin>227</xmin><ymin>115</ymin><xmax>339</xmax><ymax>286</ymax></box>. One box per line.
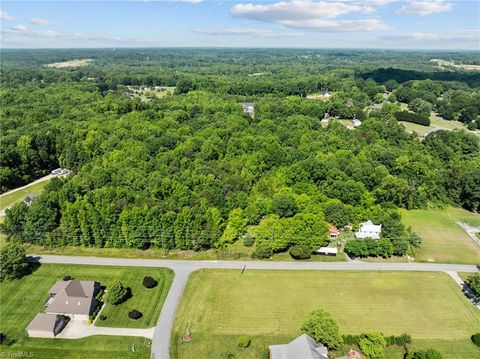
<box><xmin>395</xmin><ymin>111</ymin><xmax>430</xmax><ymax>126</ymax></box>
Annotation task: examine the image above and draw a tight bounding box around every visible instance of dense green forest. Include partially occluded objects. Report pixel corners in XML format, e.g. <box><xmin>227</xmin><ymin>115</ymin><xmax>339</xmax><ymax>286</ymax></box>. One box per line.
<box><xmin>1</xmin><ymin>49</ymin><xmax>479</xmax><ymax>256</ymax></box>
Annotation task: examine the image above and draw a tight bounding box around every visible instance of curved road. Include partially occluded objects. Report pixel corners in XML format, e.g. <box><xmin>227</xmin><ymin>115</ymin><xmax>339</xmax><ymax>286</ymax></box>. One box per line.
<box><xmin>34</xmin><ymin>255</ymin><xmax>479</xmax><ymax>359</ymax></box>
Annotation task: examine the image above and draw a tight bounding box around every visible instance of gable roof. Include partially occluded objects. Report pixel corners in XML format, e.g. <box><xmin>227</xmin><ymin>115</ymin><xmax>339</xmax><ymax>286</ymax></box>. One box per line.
<box><xmin>359</xmin><ymin>220</ymin><xmax>381</xmax><ymax>233</ymax></box>
<box><xmin>46</xmin><ymin>280</ymin><xmax>97</xmax><ymax>316</ymax></box>
<box><xmin>27</xmin><ymin>313</ymin><xmax>63</xmax><ymax>332</ymax></box>
<box><xmin>270</xmin><ymin>334</ymin><xmax>328</xmax><ymax>359</ymax></box>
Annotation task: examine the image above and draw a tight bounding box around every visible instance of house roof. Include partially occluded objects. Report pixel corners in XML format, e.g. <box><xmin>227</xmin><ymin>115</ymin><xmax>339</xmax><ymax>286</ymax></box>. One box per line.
<box><xmin>270</xmin><ymin>334</ymin><xmax>328</xmax><ymax>359</ymax></box>
<box><xmin>46</xmin><ymin>280</ymin><xmax>97</xmax><ymax>316</ymax></box>
<box><xmin>317</xmin><ymin>247</ymin><xmax>338</xmax><ymax>255</ymax></box>
<box><xmin>27</xmin><ymin>313</ymin><xmax>62</xmax><ymax>332</ymax></box>
<box><xmin>359</xmin><ymin>220</ymin><xmax>382</xmax><ymax>233</ymax></box>
<box><xmin>327</xmin><ymin>224</ymin><xmax>339</xmax><ymax>234</ymax></box>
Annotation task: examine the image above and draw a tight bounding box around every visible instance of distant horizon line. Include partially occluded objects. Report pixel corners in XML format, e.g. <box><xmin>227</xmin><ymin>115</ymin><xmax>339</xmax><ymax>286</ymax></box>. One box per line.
<box><xmin>1</xmin><ymin>46</ymin><xmax>479</xmax><ymax>52</ymax></box>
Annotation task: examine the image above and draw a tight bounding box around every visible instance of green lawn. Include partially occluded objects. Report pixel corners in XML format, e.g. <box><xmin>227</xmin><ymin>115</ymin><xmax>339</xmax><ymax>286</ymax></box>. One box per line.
<box><xmin>171</xmin><ymin>270</ymin><xmax>480</xmax><ymax>359</ymax></box>
<box><xmin>400</xmin><ymin>207</ymin><xmax>480</xmax><ymax>264</ymax></box>
<box><xmin>0</xmin><ymin>264</ymin><xmax>173</xmax><ymax>358</ymax></box>
<box><xmin>0</xmin><ymin>178</ymin><xmax>50</xmax><ymax>211</ymax></box>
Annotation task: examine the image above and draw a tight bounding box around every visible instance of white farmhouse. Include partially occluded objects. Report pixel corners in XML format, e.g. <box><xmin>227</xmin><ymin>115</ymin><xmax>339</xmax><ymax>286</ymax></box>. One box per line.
<box><xmin>355</xmin><ymin>220</ymin><xmax>381</xmax><ymax>239</ymax></box>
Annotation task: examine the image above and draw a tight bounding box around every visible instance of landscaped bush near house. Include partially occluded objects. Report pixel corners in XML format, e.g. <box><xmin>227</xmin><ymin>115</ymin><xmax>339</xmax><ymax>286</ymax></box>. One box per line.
<box><xmin>63</xmin><ymin>275</ymin><xmax>72</xmax><ymax>281</ymax></box>
<box><xmin>471</xmin><ymin>332</ymin><xmax>480</xmax><ymax>347</ymax></box>
<box><xmin>359</xmin><ymin>332</ymin><xmax>387</xmax><ymax>359</ymax></box>
<box><xmin>143</xmin><ymin>276</ymin><xmax>158</xmax><ymax>289</ymax></box>
<box><xmin>251</xmin><ymin>244</ymin><xmax>273</xmax><ymax>259</ymax></box>
<box><xmin>300</xmin><ymin>309</ymin><xmax>343</xmax><ymax>349</ymax></box>
<box><xmin>237</xmin><ymin>336</ymin><xmax>251</xmax><ymax>348</ymax></box>
<box><xmin>289</xmin><ymin>245</ymin><xmax>312</xmax><ymax>260</ymax></box>
<box><xmin>344</xmin><ymin>333</ymin><xmax>410</xmax><ymax>347</ymax></box>
<box><xmin>128</xmin><ymin>309</ymin><xmax>143</xmax><ymax>320</ymax></box>
<box><xmin>107</xmin><ymin>281</ymin><xmax>129</xmax><ymax>305</ymax></box>
<box><xmin>243</xmin><ymin>234</ymin><xmax>255</xmax><ymax>247</ymax></box>
<box><xmin>0</xmin><ymin>333</ymin><xmax>8</xmax><ymax>345</ymax></box>
<box><xmin>395</xmin><ymin>110</ymin><xmax>430</xmax><ymax>126</ymax></box>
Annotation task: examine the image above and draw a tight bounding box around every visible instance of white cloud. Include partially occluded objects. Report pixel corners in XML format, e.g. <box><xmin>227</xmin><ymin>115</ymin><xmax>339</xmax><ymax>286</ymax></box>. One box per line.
<box><xmin>0</xmin><ymin>11</ymin><xmax>14</xmax><ymax>21</ymax></box>
<box><xmin>231</xmin><ymin>0</ymin><xmax>389</xmax><ymax>31</ymax></box>
<box><xmin>30</xmin><ymin>17</ymin><xmax>51</xmax><ymax>26</ymax></box>
<box><xmin>10</xmin><ymin>24</ymin><xmax>28</xmax><ymax>33</ymax></box>
<box><xmin>381</xmin><ymin>29</ymin><xmax>479</xmax><ymax>44</ymax></box>
<box><xmin>69</xmin><ymin>32</ymin><xmax>149</xmax><ymax>44</ymax></box>
<box><xmin>31</xmin><ymin>30</ymin><xmax>59</xmax><ymax>38</ymax></box>
<box><xmin>397</xmin><ymin>0</ymin><xmax>453</xmax><ymax>16</ymax></box>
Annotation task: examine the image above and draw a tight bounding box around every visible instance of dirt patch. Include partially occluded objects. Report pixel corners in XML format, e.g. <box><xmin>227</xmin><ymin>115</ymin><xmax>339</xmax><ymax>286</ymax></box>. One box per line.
<box><xmin>46</xmin><ymin>59</ymin><xmax>93</xmax><ymax>68</ymax></box>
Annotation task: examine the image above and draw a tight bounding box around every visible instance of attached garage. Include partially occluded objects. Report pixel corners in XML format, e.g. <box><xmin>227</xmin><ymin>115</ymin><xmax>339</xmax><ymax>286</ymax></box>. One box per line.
<box><xmin>27</xmin><ymin>313</ymin><xmax>69</xmax><ymax>338</ymax></box>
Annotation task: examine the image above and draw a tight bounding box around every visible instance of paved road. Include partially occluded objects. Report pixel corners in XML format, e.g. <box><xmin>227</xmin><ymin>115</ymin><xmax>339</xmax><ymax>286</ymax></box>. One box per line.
<box><xmin>33</xmin><ymin>255</ymin><xmax>479</xmax><ymax>359</ymax></box>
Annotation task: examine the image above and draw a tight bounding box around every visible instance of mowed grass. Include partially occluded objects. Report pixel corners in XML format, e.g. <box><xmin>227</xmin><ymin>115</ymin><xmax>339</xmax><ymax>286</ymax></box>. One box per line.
<box><xmin>0</xmin><ymin>264</ymin><xmax>172</xmax><ymax>358</ymax></box>
<box><xmin>400</xmin><ymin>207</ymin><xmax>480</xmax><ymax>264</ymax></box>
<box><xmin>0</xmin><ymin>178</ymin><xmax>50</xmax><ymax>210</ymax></box>
<box><xmin>171</xmin><ymin>270</ymin><xmax>480</xmax><ymax>359</ymax></box>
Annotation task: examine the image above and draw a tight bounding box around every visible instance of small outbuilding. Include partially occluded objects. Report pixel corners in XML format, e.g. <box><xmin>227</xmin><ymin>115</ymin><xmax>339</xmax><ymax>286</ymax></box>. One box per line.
<box><xmin>241</xmin><ymin>102</ymin><xmax>254</xmax><ymax>115</ymax></box>
<box><xmin>327</xmin><ymin>224</ymin><xmax>340</xmax><ymax>239</ymax></box>
<box><xmin>27</xmin><ymin>313</ymin><xmax>69</xmax><ymax>338</ymax></box>
<box><xmin>317</xmin><ymin>247</ymin><xmax>338</xmax><ymax>256</ymax></box>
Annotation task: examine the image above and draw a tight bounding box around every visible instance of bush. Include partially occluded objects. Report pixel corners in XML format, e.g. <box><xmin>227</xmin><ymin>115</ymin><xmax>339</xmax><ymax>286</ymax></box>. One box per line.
<box><xmin>395</xmin><ymin>110</ymin><xmax>430</xmax><ymax>126</ymax></box>
<box><xmin>128</xmin><ymin>309</ymin><xmax>143</xmax><ymax>320</ymax></box>
<box><xmin>344</xmin><ymin>239</ymin><xmax>393</xmax><ymax>258</ymax></box>
<box><xmin>289</xmin><ymin>245</ymin><xmax>311</xmax><ymax>260</ymax></box>
<box><xmin>472</xmin><ymin>332</ymin><xmax>480</xmax><ymax>347</ymax></box>
<box><xmin>218</xmin><ymin>352</ymin><xmax>235</xmax><ymax>359</ymax></box>
<box><xmin>107</xmin><ymin>281</ymin><xmax>129</xmax><ymax>305</ymax></box>
<box><xmin>99</xmin><ymin>315</ymin><xmax>107</xmax><ymax>321</ymax></box>
<box><xmin>300</xmin><ymin>309</ymin><xmax>343</xmax><ymax>349</ymax></box>
<box><xmin>143</xmin><ymin>276</ymin><xmax>158</xmax><ymax>289</ymax></box>
<box><xmin>251</xmin><ymin>244</ymin><xmax>273</xmax><ymax>259</ymax></box>
<box><xmin>359</xmin><ymin>333</ymin><xmax>387</xmax><ymax>359</ymax></box>
<box><xmin>0</xmin><ymin>333</ymin><xmax>7</xmax><ymax>345</ymax></box>
<box><xmin>237</xmin><ymin>336</ymin><xmax>251</xmax><ymax>348</ymax></box>
<box><xmin>63</xmin><ymin>275</ymin><xmax>72</xmax><ymax>281</ymax></box>
<box><xmin>409</xmin><ymin>349</ymin><xmax>443</xmax><ymax>359</ymax></box>
<box><xmin>465</xmin><ymin>274</ymin><xmax>480</xmax><ymax>297</ymax></box>
<box><xmin>243</xmin><ymin>234</ymin><xmax>255</xmax><ymax>247</ymax></box>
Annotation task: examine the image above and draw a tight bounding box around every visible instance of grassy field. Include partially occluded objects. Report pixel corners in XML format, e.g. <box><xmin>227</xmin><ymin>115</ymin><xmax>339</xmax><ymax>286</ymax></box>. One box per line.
<box><xmin>0</xmin><ymin>178</ymin><xmax>50</xmax><ymax>211</ymax></box>
<box><xmin>0</xmin><ymin>264</ymin><xmax>172</xmax><ymax>358</ymax></box>
<box><xmin>171</xmin><ymin>270</ymin><xmax>480</xmax><ymax>359</ymax></box>
<box><xmin>400</xmin><ymin>207</ymin><xmax>480</xmax><ymax>264</ymax></box>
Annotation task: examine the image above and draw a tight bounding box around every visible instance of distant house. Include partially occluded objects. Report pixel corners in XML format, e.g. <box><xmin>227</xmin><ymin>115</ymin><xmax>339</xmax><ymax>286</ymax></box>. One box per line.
<box><xmin>269</xmin><ymin>334</ymin><xmax>328</xmax><ymax>359</ymax></box>
<box><xmin>123</xmin><ymin>91</ymin><xmax>135</xmax><ymax>100</ymax></box>
<box><xmin>351</xmin><ymin>119</ymin><xmax>362</xmax><ymax>127</ymax></box>
<box><xmin>241</xmin><ymin>102</ymin><xmax>254</xmax><ymax>115</ymax></box>
<box><xmin>24</xmin><ymin>194</ymin><xmax>37</xmax><ymax>206</ymax></box>
<box><xmin>154</xmin><ymin>85</ymin><xmax>164</xmax><ymax>91</ymax></box>
<box><xmin>320</xmin><ymin>92</ymin><xmax>331</xmax><ymax>98</ymax></box>
<box><xmin>45</xmin><ymin>280</ymin><xmax>100</xmax><ymax>320</ymax></box>
<box><xmin>355</xmin><ymin>220</ymin><xmax>382</xmax><ymax>239</ymax></box>
<box><xmin>317</xmin><ymin>247</ymin><xmax>338</xmax><ymax>256</ymax></box>
<box><xmin>327</xmin><ymin>224</ymin><xmax>340</xmax><ymax>239</ymax></box>
<box><xmin>26</xmin><ymin>313</ymin><xmax>69</xmax><ymax>338</ymax></box>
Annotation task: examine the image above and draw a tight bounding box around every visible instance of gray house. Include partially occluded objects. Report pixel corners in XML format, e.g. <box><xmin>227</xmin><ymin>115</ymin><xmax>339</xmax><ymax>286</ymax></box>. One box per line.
<box><xmin>26</xmin><ymin>313</ymin><xmax>69</xmax><ymax>338</ymax></box>
<box><xmin>45</xmin><ymin>280</ymin><xmax>99</xmax><ymax>321</ymax></box>
<box><xmin>269</xmin><ymin>334</ymin><xmax>328</xmax><ymax>359</ymax></box>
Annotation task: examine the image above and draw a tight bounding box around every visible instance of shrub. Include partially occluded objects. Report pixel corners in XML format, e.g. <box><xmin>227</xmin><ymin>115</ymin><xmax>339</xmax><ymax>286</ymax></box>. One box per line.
<box><xmin>344</xmin><ymin>239</ymin><xmax>393</xmax><ymax>258</ymax></box>
<box><xmin>63</xmin><ymin>275</ymin><xmax>72</xmax><ymax>281</ymax></box>
<box><xmin>243</xmin><ymin>234</ymin><xmax>255</xmax><ymax>247</ymax></box>
<box><xmin>99</xmin><ymin>315</ymin><xmax>107</xmax><ymax>321</ymax></box>
<box><xmin>107</xmin><ymin>281</ymin><xmax>129</xmax><ymax>305</ymax></box>
<box><xmin>237</xmin><ymin>336</ymin><xmax>251</xmax><ymax>348</ymax></box>
<box><xmin>300</xmin><ymin>309</ymin><xmax>343</xmax><ymax>349</ymax></box>
<box><xmin>465</xmin><ymin>274</ymin><xmax>480</xmax><ymax>297</ymax></box>
<box><xmin>143</xmin><ymin>276</ymin><xmax>158</xmax><ymax>289</ymax></box>
<box><xmin>289</xmin><ymin>245</ymin><xmax>311</xmax><ymax>260</ymax></box>
<box><xmin>251</xmin><ymin>244</ymin><xmax>273</xmax><ymax>259</ymax></box>
<box><xmin>0</xmin><ymin>333</ymin><xmax>7</xmax><ymax>345</ymax></box>
<box><xmin>395</xmin><ymin>110</ymin><xmax>430</xmax><ymax>126</ymax></box>
<box><xmin>472</xmin><ymin>332</ymin><xmax>480</xmax><ymax>347</ymax></box>
<box><xmin>359</xmin><ymin>333</ymin><xmax>387</xmax><ymax>359</ymax></box>
<box><xmin>128</xmin><ymin>309</ymin><xmax>143</xmax><ymax>320</ymax></box>
<box><xmin>409</xmin><ymin>348</ymin><xmax>443</xmax><ymax>359</ymax></box>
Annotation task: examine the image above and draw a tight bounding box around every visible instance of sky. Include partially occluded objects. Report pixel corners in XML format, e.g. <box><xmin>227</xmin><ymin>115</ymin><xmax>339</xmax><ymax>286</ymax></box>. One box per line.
<box><xmin>1</xmin><ymin>0</ymin><xmax>479</xmax><ymax>49</ymax></box>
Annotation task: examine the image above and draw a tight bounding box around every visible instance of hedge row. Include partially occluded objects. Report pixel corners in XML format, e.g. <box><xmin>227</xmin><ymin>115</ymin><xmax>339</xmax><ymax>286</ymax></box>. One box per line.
<box><xmin>395</xmin><ymin>111</ymin><xmax>430</xmax><ymax>126</ymax></box>
<box><xmin>343</xmin><ymin>333</ymin><xmax>411</xmax><ymax>347</ymax></box>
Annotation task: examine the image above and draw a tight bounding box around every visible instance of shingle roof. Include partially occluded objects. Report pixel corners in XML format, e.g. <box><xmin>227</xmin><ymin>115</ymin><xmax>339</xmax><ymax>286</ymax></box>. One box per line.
<box><xmin>46</xmin><ymin>280</ymin><xmax>97</xmax><ymax>316</ymax></box>
<box><xmin>27</xmin><ymin>313</ymin><xmax>61</xmax><ymax>332</ymax></box>
<box><xmin>270</xmin><ymin>334</ymin><xmax>329</xmax><ymax>359</ymax></box>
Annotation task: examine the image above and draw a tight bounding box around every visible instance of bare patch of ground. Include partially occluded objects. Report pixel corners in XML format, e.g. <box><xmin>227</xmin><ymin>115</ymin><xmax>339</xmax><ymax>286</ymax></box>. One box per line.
<box><xmin>46</xmin><ymin>59</ymin><xmax>93</xmax><ymax>68</ymax></box>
